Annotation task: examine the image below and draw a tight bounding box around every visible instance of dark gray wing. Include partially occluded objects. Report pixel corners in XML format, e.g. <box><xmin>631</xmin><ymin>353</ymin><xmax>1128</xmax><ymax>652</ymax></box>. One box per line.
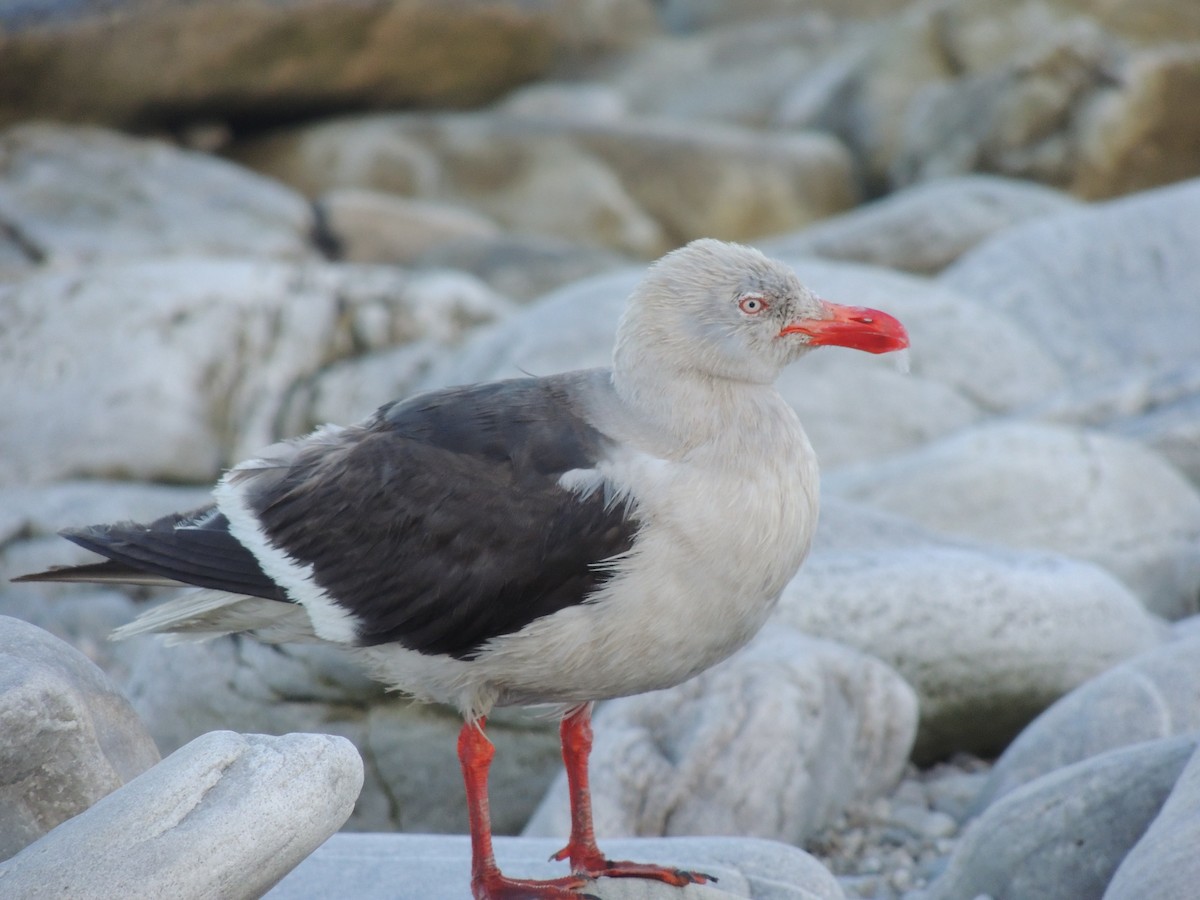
<box><xmin>243</xmin><ymin>374</ymin><xmax>638</xmax><ymax>659</ymax></box>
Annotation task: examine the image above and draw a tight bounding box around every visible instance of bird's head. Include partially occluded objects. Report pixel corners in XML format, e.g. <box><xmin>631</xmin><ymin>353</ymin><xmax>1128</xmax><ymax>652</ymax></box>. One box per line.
<box><xmin>616</xmin><ymin>239</ymin><xmax>909</xmax><ymax>385</ymax></box>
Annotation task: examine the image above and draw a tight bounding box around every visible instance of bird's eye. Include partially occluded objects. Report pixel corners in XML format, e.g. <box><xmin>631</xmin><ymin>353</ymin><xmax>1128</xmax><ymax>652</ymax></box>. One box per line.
<box><xmin>738</xmin><ymin>295</ymin><xmax>768</xmax><ymax>315</ymax></box>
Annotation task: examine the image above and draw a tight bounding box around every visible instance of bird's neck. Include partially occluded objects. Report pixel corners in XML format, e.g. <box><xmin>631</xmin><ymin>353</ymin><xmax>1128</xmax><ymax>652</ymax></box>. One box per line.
<box><xmin>609</xmin><ymin>346</ymin><xmax>789</xmax><ymax>457</ymax></box>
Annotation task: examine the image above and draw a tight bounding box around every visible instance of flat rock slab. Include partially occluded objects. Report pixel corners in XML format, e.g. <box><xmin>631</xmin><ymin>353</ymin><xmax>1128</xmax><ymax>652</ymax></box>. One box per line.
<box><xmin>267</xmin><ymin>833</ymin><xmax>845</xmax><ymax>900</ymax></box>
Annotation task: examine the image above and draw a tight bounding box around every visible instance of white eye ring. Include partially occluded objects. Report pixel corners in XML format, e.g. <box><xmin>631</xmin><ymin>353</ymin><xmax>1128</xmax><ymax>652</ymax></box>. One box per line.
<box><xmin>738</xmin><ymin>294</ymin><xmax>768</xmax><ymax>315</ymax></box>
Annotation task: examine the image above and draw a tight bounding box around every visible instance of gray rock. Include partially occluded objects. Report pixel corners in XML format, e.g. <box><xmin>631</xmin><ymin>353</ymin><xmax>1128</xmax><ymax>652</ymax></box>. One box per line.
<box><xmin>524</xmin><ymin>629</ymin><xmax>917</xmax><ymax>845</ymax></box>
<box><xmin>270</xmin><ymin>833</ymin><xmax>845</xmax><ymax>900</ymax></box>
<box><xmin>0</xmin><ymin>258</ymin><xmax>509</xmax><ymax>486</ymax></box>
<box><xmin>236</xmin><ymin>111</ymin><xmax>859</xmax><ymax>255</ymax></box>
<box><xmin>890</xmin><ymin>18</ymin><xmax>1120</xmax><ymax>191</ymax></box>
<box><xmin>0</xmin><ymin>730</ymin><xmax>362</xmax><ymax>899</ymax></box>
<box><xmin>318</xmin><ymin>188</ymin><xmax>499</xmax><ymax>264</ymax></box>
<box><xmin>605</xmin><ymin>16</ymin><xmax>846</xmax><ymax>128</ymax></box>
<box><xmin>0</xmin><ymin>616</ymin><xmax>160</xmax><ymax>860</ymax></box>
<box><xmin>781</xmin><ymin>499</ymin><xmax>1164</xmax><ymax>761</ymax></box>
<box><xmin>1030</xmin><ymin>361</ymin><xmax>1200</xmax><ymax>487</ymax></box>
<box><xmin>413</xmin><ymin>233</ymin><xmax>629</xmax><ymax>303</ymax></box>
<box><xmin>941</xmin><ymin>177</ymin><xmax>1200</xmax><ymax>379</ymax></box>
<box><xmin>925</xmin><ymin>735</ymin><xmax>1197</xmax><ymax>900</ymax></box>
<box><xmin>828</xmin><ymin>421</ymin><xmax>1200</xmax><ymax>618</ymax></box>
<box><xmin>760</xmin><ymin>175</ymin><xmax>1080</xmax><ymax>274</ymax></box>
<box><xmin>976</xmin><ymin>633</ymin><xmax>1200</xmax><ymax>809</ymax></box>
<box><xmin>119</xmin><ymin>635</ymin><xmax>560</xmax><ymax>834</ymax></box>
<box><xmin>0</xmin><ymin>123</ymin><xmax>315</xmax><ymax>264</ymax></box>
<box><xmin>1105</xmin><ymin>741</ymin><xmax>1200</xmax><ymax>900</ymax></box>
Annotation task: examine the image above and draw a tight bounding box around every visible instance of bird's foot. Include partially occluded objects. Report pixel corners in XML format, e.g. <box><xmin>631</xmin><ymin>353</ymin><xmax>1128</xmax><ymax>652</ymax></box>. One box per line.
<box><xmin>473</xmin><ymin>870</ymin><xmax>597</xmax><ymax>900</ymax></box>
<box><xmin>551</xmin><ymin>846</ymin><xmax>715</xmax><ymax>888</ymax></box>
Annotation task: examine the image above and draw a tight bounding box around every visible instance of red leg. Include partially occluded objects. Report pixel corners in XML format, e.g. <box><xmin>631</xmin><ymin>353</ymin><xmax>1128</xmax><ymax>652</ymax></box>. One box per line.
<box><xmin>458</xmin><ymin>718</ymin><xmax>591</xmax><ymax>900</ymax></box>
<box><xmin>551</xmin><ymin>704</ymin><xmax>714</xmax><ymax>887</ymax></box>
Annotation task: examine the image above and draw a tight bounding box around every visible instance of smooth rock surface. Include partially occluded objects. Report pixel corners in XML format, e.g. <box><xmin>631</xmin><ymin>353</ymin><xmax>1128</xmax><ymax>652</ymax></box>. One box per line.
<box><xmin>235</xmin><ymin>112</ymin><xmax>859</xmax><ymax>255</ymax></box>
<box><xmin>0</xmin><ymin>123</ymin><xmax>315</xmax><ymax>265</ymax></box>
<box><xmin>0</xmin><ymin>730</ymin><xmax>363</xmax><ymax>899</ymax></box>
<box><xmin>0</xmin><ymin>616</ymin><xmax>160</xmax><ymax>860</ymax></box>
<box><xmin>269</xmin><ymin>833</ymin><xmax>846</xmax><ymax>900</ymax></box>
<box><xmin>780</xmin><ymin>500</ymin><xmax>1164</xmax><ymax>761</ymax></box>
<box><xmin>976</xmin><ymin>631</ymin><xmax>1200</xmax><ymax>809</ymax></box>
<box><xmin>828</xmin><ymin>421</ymin><xmax>1200</xmax><ymax>618</ymax></box>
<box><xmin>0</xmin><ymin>258</ymin><xmax>509</xmax><ymax>486</ymax></box>
<box><xmin>413</xmin><ymin>232</ymin><xmax>628</xmax><ymax>302</ymax></box>
<box><xmin>925</xmin><ymin>735</ymin><xmax>1197</xmax><ymax>900</ymax></box>
<box><xmin>524</xmin><ymin>629</ymin><xmax>917</xmax><ymax>845</ymax></box>
<box><xmin>941</xmin><ymin>177</ymin><xmax>1200</xmax><ymax>379</ymax></box>
<box><xmin>119</xmin><ymin>636</ymin><xmax>559</xmax><ymax>834</ymax></box>
<box><xmin>1104</xmin><ymin>741</ymin><xmax>1200</xmax><ymax>900</ymax></box>
<box><xmin>759</xmin><ymin>175</ymin><xmax>1079</xmax><ymax>274</ymax></box>
<box><xmin>318</xmin><ymin>188</ymin><xmax>499</xmax><ymax>264</ymax></box>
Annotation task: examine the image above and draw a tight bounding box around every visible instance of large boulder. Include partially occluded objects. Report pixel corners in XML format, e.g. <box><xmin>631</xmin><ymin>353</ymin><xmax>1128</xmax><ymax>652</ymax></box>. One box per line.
<box><xmin>0</xmin><ymin>123</ymin><xmax>316</xmax><ymax>267</ymax></box>
<box><xmin>233</xmin><ymin>112</ymin><xmax>858</xmax><ymax>255</ymax></box>
<box><xmin>976</xmin><ymin>631</ymin><xmax>1200</xmax><ymax>808</ymax></box>
<box><xmin>925</xmin><ymin>736</ymin><xmax>1197</xmax><ymax>900</ymax></box>
<box><xmin>941</xmin><ymin>177</ymin><xmax>1200</xmax><ymax>380</ymax></box>
<box><xmin>269</xmin><ymin>833</ymin><xmax>847</xmax><ymax>900</ymax></box>
<box><xmin>1105</xmin><ymin>741</ymin><xmax>1200</xmax><ymax>900</ymax></box>
<box><xmin>524</xmin><ymin>629</ymin><xmax>917</xmax><ymax>846</ymax></box>
<box><xmin>758</xmin><ymin>175</ymin><xmax>1080</xmax><ymax>274</ymax></box>
<box><xmin>0</xmin><ymin>730</ymin><xmax>363</xmax><ymax>899</ymax></box>
<box><xmin>118</xmin><ymin>635</ymin><xmax>560</xmax><ymax>834</ymax></box>
<box><xmin>0</xmin><ymin>616</ymin><xmax>160</xmax><ymax>860</ymax></box>
<box><xmin>779</xmin><ymin>499</ymin><xmax>1164</xmax><ymax>761</ymax></box>
<box><xmin>0</xmin><ymin>0</ymin><xmax>658</xmax><ymax>130</ymax></box>
<box><xmin>0</xmin><ymin>258</ymin><xmax>510</xmax><ymax>487</ymax></box>
<box><xmin>828</xmin><ymin>422</ymin><xmax>1200</xmax><ymax>618</ymax></box>
<box><xmin>776</xmin><ymin>0</ymin><xmax>1200</xmax><ymax>197</ymax></box>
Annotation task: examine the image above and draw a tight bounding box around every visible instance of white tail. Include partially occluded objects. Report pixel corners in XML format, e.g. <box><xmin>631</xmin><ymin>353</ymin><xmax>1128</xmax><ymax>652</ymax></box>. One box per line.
<box><xmin>113</xmin><ymin>589</ymin><xmax>319</xmax><ymax>645</ymax></box>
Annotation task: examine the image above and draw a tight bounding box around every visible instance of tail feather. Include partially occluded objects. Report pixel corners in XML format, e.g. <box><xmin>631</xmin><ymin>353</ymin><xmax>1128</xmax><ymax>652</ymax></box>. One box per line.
<box><xmin>16</xmin><ymin>506</ymin><xmax>286</xmax><ymax>602</ymax></box>
<box><xmin>113</xmin><ymin>589</ymin><xmax>317</xmax><ymax>645</ymax></box>
<box><xmin>12</xmin><ymin>560</ymin><xmax>184</xmax><ymax>588</ymax></box>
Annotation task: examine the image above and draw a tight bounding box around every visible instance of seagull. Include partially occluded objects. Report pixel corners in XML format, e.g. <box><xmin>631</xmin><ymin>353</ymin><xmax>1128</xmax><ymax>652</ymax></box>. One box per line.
<box><xmin>17</xmin><ymin>239</ymin><xmax>909</xmax><ymax>899</ymax></box>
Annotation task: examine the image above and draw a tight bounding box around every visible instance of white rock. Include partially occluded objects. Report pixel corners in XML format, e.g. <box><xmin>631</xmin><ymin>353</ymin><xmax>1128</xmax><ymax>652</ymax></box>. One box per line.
<box><xmin>977</xmin><ymin>632</ymin><xmax>1200</xmax><ymax>808</ymax></box>
<box><xmin>0</xmin><ymin>730</ymin><xmax>363</xmax><ymax>899</ymax></box>
<box><xmin>0</xmin><ymin>258</ymin><xmax>510</xmax><ymax>486</ymax></box>
<box><xmin>760</xmin><ymin>175</ymin><xmax>1080</xmax><ymax>274</ymax></box>
<box><xmin>118</xmin><ymin>636</ymin><xmax>559</xmax><ymax>834</ymax></box>
<box><xmin>0</xmin><ymin>616</ymin><xmax>160</xmax><ymax>860</ymax></box>
<box><xmin>524</xmin><ymin>628</ymin><xmax>917</xmax><ymax>845</ymax></box>
<box><xmin>1030</xmin><ymin>357</ymin><xmax>1200</xmax><ymax>487</ymax></box>
<box><xmin>780</xmin><ymin>499</ymin><xmax>1164</xmax><ymax>760</ymax></box>
<box><xmin>0</xmin><ymin>123</ymin><xmax>316</xmax><ymax>264</ymax></box>
<box><xmin>318</xmin><ymin>188</ymin><xmax>500</xmax><ymax>264</ymax></box>
<box><xmin>941</xmin><ymin>177</ymin><xmax>1200</xmax><ymax>379</ymax></box>
<box><xmin>827</xmin><ymin>421</ymin><xmax>1200</xmax><ymax>618</ymax></box>
<box><xmin>268</xmin><ymin>833</ymin><xmax>846</xmax><ymax>900</ymax></box>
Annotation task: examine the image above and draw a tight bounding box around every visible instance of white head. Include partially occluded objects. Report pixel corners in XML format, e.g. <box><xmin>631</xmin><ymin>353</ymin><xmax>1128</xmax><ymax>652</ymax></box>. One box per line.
<box><xmin>613</xmin><ymin>239</ymin><xmax>908</xmax><ymax>389</ymax></box>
